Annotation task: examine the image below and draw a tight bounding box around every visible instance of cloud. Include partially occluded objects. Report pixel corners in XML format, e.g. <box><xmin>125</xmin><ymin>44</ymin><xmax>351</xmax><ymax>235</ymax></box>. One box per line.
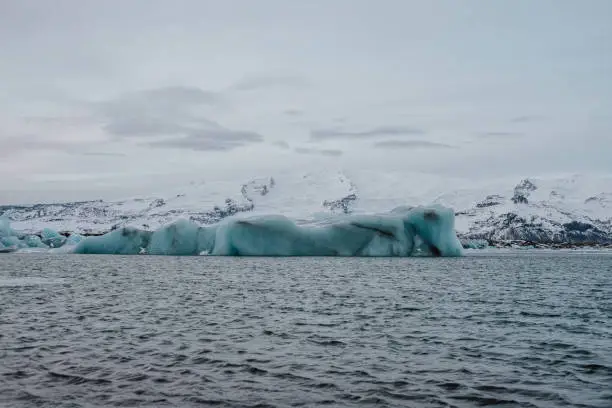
<box><xmin>103</xmin><ymin>119</ymin><xmax>189</xmax><ymax>137</ymax></box>
<box><xmin>80</xmin><ymin>152</ymin><xmax>127</xmax><ymax>157</ymax></box>
<box><xmin>22</xmin><ymin>116</ymin><xmax>98</xmax><ymax>127</ymax></box>
<box><xmin>147</xmin><ymin>128</ymin><xmax>264</xmax><ymax>151</ymax></box>
<box><xmin>91</xmin><ymin>86</ymin><xmax>262</xmax><ymax>152</ymax></box>
<box><xmin>283</xmin><ymin>109</ymin><xmax>303</xmax><ymax>117</ymax></box>
<box><xmin>97</xmin><ymin>86</ymin><xmax>221</xmax><ymax>138</ymax></box>
<box><xmin>113</xmin><ymin>86</ymin><xmax>219</xmax><ymax>107</ymax></box>
<box><xmin>272</xmin><ymin>140</ymin><xmax>290</xmax><ymax>149</ymax></box>
<box><xmin>0</xmin><ymin>134</ymin><xmax>106</xmax><ymax>157</ymax></box>
<box><xmin>373</xmin><ymin>140</ymin><xmax>454</xmax><ymax>149</ymax></box>
<box><xmin>230</xmin><ymin>74</ymin><xmax>309</xmax><ymax>91</ymax></box>
<box><xmin>510</xmin><ymin>115</ymin><xmax>544</xmax><ymax>123</ymax></box>
<box><xmin>310</xmin><ymin>125</ymin><xmax>425</xmax><ymax>141</ymax></box>
<box><xmin>0</xmin><ymin>136</ymin><xmax>64</xmax><ymax>157</ymax></box>
<box><xmin>477</xmin><ymin>131</ymin><xmax>524</xmax><ymax>138</ymax></box>
<box><xmin>294</xmin><ymin>147</ymin><xmax>343</xmax><ymax>157</ymax></box>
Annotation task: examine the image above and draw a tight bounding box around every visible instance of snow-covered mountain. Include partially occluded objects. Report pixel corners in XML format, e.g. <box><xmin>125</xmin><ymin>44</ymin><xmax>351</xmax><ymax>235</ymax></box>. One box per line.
<box><xmin>440</xmin><ymin>175</ymin><xmax>612</xmax><ymax>245</ymax></box>
<box><xmin>2</xmin><ymin>171</ymin><xmax>611</xmax><ymax>245</ymax></box>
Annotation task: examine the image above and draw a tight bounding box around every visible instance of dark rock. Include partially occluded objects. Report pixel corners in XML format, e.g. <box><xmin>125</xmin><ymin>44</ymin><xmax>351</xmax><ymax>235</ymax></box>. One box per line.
<box><xmin>323</xmin><ymin>194</ymin><xmax>358</xmax><ymax>214</ymax></box>
<box><xmin>512</xmin><ymin>179</ymin><xmax>537</xmax><ymax>204</ymax></box>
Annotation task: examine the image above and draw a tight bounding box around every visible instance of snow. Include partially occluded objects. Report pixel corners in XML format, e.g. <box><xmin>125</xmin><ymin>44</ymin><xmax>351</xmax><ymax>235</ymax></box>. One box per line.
<box><xmin>445</xmin><ymin>174</ymin><xmax>612</xmax><ymax>241</ymax></box>
<box><xmin>1</xmin><ymin>169</ymin><xmax>612</xmax><ymax>246</ymax></box>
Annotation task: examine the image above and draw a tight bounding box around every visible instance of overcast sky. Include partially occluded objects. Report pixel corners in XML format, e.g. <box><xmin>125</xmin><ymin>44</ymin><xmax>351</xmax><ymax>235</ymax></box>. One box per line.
<box><xmin>1</xmin><ymin>0</ymin><xmax>611</xmax><ymax>203</ymax></box>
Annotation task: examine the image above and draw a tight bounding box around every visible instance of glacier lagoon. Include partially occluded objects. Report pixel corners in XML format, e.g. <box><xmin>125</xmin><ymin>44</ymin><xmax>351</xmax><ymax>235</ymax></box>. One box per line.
<box><xmin>0</xmin><ymin>205</ymin><xmax>463</xmax><ymax>257</ymax></box>
<box><xmin>2</xmin><ymin>254</ymin><xmax>611</xmax><ymax>407</ymax></box>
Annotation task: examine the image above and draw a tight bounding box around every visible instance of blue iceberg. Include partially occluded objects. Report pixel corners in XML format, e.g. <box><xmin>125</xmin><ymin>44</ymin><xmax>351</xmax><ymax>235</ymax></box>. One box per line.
<box><xmin>65</xmin><ymin>233</ymin><xmax>85</xmax><ymax>246</ymax></box>
<box><xmin>1</xmin><ymin>235</ymin><xmax>24</xmax><ymax>249</ymax></box>
<box><xmin>74</xmin><ymin>228</ymin><xmax>152</xmax><ymax>255</ymax></box>
<box><xmin>1</xmin><ymin>205</ymin><xmax>463</xmax><ymax>257</ymax></box>
<box><xmin>1</xmin><ymin>216</ymin><xmax>61</xmax><ymax>251</ymax></box>
<box><xmin>24</xmin><ymin>235</ymin><xmax>47</xmax><ymax>248</ymax></box>
<box><xmin>73</xmin><ymin>205</ymin><xmax>463</xmax><ymax>257</ymax></box>
<box><xmin>0</xmin><ymin>217</ymin><xmax>14</xmax><ymax>239</ymax></box>
<box><xmin>41</xmin><ymin>228</ymin><xmax>67</xmax><ymax>248</ymax></box>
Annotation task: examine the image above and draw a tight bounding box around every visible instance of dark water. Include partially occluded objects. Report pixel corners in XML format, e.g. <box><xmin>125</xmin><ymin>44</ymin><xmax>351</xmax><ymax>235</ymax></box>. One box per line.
<box><xmin>1</xmin><ymin>253</ymin><xmax>611</xmax><ymax>408</ymax></box>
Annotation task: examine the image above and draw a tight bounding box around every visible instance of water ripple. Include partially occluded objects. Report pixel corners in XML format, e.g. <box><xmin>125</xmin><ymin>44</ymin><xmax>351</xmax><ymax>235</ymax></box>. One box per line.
<box><xmin>0</xmin><ymin>253</ymin><xmax>611</xmax><ymax>407</ymax></box>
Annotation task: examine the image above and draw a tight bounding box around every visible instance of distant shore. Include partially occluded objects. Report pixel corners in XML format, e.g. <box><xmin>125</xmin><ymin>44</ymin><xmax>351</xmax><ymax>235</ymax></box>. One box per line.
<box><xmin>461</xmin><ymin>238</ymin><xmax>612</xmax><ymax>250</ymax></box>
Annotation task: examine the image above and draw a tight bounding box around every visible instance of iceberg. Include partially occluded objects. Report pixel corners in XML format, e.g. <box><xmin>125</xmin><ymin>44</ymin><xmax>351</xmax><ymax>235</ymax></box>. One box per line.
<box><xmin>74</xmin><ymin>228</ymin><xmax>152</xmax><ymax>255</ymax></box>
<box><xmin>148</xmin><ymin>218</ymin><xmax>213</xmax><ymax>256</ymax></box>
<box><xmin>1</xmin><ymin>216</ymin><xmax>67</xmax><ymax>251</ymax></box>
<box><xmin>24</xmin><ymin>235</ymin><xmax>47</xmax><ymax>248</ymax></box>
<box><xmin>65</xmin><ymin>233</ymin><xmax>85</xmax><ymax>246</ymax></box>
<box><xmin>41</xmin><ymin>228</ymin><xmax>66</xmax><ymax>248</ymax></box>
<box><xmin>1</xmin><ymin>235</ymin><xmax>24</xmax><ymax>248</ymax></box>
<box><xmin>1</xmin><ymin>205</ymin><xmax>463</xmax><ymax>257</ymax></box>
<box><xmin>72</xmin><ymin>205</ymin><xmax>463</xmax><ymax>257</ymax></box>
<box><xmin>212</xmin><ymin>214</ymin><xmax>415</xmax><ymax>256</ymax></box>
<box><xmin>1</xmin><ymin>218</ymin><xmax>24</xmax><ymax>251</ymax></box>
<box><xmin>0</xmin><ymin>216</ymin><xmax>13</xmax><ymax>239</ymax></box>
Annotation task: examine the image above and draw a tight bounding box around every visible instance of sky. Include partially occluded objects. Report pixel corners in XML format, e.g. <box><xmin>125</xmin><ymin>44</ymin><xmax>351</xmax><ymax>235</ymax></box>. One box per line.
<box><xmin>1</xmin><ymin>0</ymin><xmax>611</xmax><ymax>203</ymax></box>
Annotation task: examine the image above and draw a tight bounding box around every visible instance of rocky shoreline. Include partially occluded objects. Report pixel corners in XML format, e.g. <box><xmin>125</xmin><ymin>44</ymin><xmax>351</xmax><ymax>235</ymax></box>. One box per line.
<box><xmin>461</xmin><ymin>238</ymin><xmax>612</xmax><ymax>250</ymax></box>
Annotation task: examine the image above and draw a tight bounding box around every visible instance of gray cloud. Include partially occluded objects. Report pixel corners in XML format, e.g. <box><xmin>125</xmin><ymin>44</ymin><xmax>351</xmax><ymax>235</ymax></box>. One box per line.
<box><xmin>97</xmin><ymin>86</ymin><xmax>221</xmax><ymax>138</ymax></box>
<box><xmin>103</xmin><ymin>119</ymin><xmax>187</xmax><ymax>138</ymax></box>
<box><xmin>294</xmin><ymin>147</ymin><xmax>343</xmax><ymax>157</ymax></box>
<box><xmin>0</xmin><ymin>136</ymin><xmax>64</xmax><ymax>157</ymax></box>
<box><xmin>283</xmin><ymin>109</ymin><xmax>303</xmax><ymax>117</ymax></box>
<box><xmin>22</xmin><ymin>116</ymin><xmax>98</xmax><ymax>126</ymax></box>
<box><xmin>81</xmin><ymin>152</ymin><xmax>127</xmax><ymax>157</ymax></box>
<box><xmin>230</xmin><ymin>74</ymin><xmax>309</xmax><ymax>91</ymax></box>
<box><xmin>92</xmin><ymin>86</ymin><xmax>261</xmax><ymax>152</ymax></box>
<box><xmin>272</xmin><ymin>141</ymin><xmax>290</xmax><ymax>149</ymax></box>
<box><xmin>373</xmin><ymin>140</ymin><xmax>454</xmax><ymax>149</ymax></box>
<box><xmin>114</xmin><ymin>86</ymin><xmax>219</xmax><ymax>107</ymax></box>
<box><xmin>0</xmin><ymin>135</ymin><xmax>106</xmax><ymax>157</ymax></box>
<box><xmin>147</xmin><ymin>128</ymin><xmax>263</xmax><ymax>152</ymax></box>
<box><xmin>478</xmin><ymin>131</ymin><xmax>524</xmax><ymax>138</ymax></box>
<box><xmin>510</xmin><ymin>115</ymin><xmax>544</xmax><ymax>123</ymax></box>
<box><xmin>1</xmin><ymin>0</ymin><xmax>611</xmax><ymax>203</ymax></box>
<box><xmin>310</xmin><ymin>125</ymin><xmax>425</xmax><ymax>141</ymax></box>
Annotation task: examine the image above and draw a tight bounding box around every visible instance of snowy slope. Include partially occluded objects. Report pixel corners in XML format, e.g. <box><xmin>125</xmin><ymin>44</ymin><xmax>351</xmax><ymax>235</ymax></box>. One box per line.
<box><xmin>1</xmin><ymin>170</ymin><xmax>611</xmax><ymax>244</ymax></box>
<box><xmin>435</xmin><ymin>175</ymin><xmax>612</xmax><ymax>243</ymax></box>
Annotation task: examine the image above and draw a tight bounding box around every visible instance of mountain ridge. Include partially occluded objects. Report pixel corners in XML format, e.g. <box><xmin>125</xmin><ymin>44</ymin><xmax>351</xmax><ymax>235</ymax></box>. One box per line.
<box><xmin>2</xmin><ymin>171</ymin><xmax>611</xmax><ymax>246</ymax></box>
